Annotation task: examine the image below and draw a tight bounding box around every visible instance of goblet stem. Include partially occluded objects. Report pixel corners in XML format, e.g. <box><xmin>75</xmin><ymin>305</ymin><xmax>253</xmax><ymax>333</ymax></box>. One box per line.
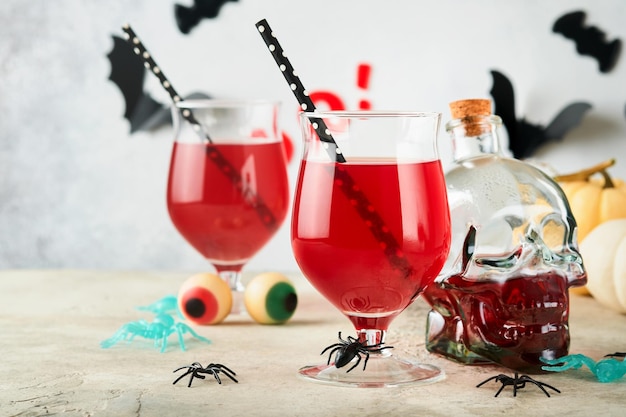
<box><xmin>217</xmin><ymin>269</ymin><xmax>245</xmax><ymax>315</ymax></box>
<box><xmin>218</xmin><ymin>269</ymin><xmax>245</xmax><ymax>292</ymax></box>
<box><xmin>357</xmin><ymin>329</ymin><xmax>388</xmax><ymax>351</ymax></box>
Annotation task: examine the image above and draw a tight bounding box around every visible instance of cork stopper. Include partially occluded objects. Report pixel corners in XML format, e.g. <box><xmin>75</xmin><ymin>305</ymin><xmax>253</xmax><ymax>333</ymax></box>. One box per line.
<box><xmin>449</xmin><ymin>99</ymin><xmax>492</xmax><ymax>136</ymax></box>
<box><xmin>449</xmin><ymin>99</ymin><xmax>492</xmax><ymax>119</ymax></box>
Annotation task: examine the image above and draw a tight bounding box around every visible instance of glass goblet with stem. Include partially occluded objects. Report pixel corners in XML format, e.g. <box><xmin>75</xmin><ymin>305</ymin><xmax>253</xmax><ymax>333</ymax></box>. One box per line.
<box><xmin>292</xmin><ymin>111</ymin><xmax>451</xmax><ymax>387</ymax></box>
<box><xmin>167</xmin><ymin>99</ymin><xmax>290</xmax><ymax>314</ymax></box>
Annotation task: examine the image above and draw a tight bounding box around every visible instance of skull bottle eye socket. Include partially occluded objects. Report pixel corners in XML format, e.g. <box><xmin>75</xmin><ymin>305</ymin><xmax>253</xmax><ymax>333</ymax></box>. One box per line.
<box><xmin>178</xmin><ymin>273</ymin><xmax>232</xmax><ymax>325</ymax></box>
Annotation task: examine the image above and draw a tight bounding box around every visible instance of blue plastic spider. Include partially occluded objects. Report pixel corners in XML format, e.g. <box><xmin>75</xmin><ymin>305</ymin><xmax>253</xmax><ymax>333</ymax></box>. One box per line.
<box><xmin>541</xmin><ymin>353</ymin><xmax>626</xmax><ymax>383</ymax></box>
<box><xmin>101</xmin><ymin>313</ymin><xmax>211</xmax><ymax>353</ymax></box>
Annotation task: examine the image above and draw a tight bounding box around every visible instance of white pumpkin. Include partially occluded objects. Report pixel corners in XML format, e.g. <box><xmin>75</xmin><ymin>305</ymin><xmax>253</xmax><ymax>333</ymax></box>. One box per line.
<box><xmin>580</xmin><ymin>219</ymin><xmax>626</xmax><ymax>313</ymax></box>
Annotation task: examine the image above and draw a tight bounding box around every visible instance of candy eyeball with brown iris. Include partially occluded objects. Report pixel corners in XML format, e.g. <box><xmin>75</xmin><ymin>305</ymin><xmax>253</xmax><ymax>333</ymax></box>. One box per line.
<box><xmin>178</xmin><ymin>273</ymin><xmax>232</xmax><ymax>325</ymax></box>
<box><xmin>244</xmin><ymin>272</ymin><xmax>298</xmax><ymax>324</ymax></box>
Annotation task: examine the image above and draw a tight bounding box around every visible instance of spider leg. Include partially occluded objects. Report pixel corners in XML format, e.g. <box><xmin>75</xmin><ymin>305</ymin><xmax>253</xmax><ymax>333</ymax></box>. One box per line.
<box><xmin>159</xmin><ymin>330</ymin><xmax>170</xmax><ymax>353</ymax></box>
<box><xmin>345</xmin><ymin>352</ymin><xmax>361</xmax><ymax>373</ymax></box>
<box><xmin>542</xmin><ymin>354</ymin><xmax>591</xmax><ymax>372</ymax></box>
<box><xmin>146</xmin><ymin>326</ymin><xmax>160</xmax><ymax>348</ymax></box>
<box><xmin>210</xmin><ymin>363</ymin><xmax>237</xmax><ymax>375</ymax></box>
<box><xmin>514</xmin><ymin>380</ymin><xmax>527</xmax><ymax>392</ymax></box>
<box><xmin>190</xmin><ymin>327</ymin><xmax>211</xmax><ymax>344</ymax></box>
<box><xmin>494</xmin><ymin>383</ymin><xmax>507</xmax><ymax>397</ymax></box>
<box><xmin>543</xmin><ymin>362</ymin><xmax>578</xmax><ymax>372</ymax></box>
<box><xmin>522</xmin><ymin>380</ymin><xmax>551</xmax><ymax>397</ymax></box>
<box><xmin>185</xmin><ymin>367</ymin><xmax>210</xmax><ymax>387</ymax></box>
<box><xmin>177</xmin><ymin>323</ymin><xmax>211</xmax><ymax>345</ymax></box>
<box><xmin>100</xmin><ymin>330</ymin><xmax>127</xmax><ymax>348</ymax></box>
<box><xmin>361</xmin><ymin>350</ymin><xmax>370</xmax><ymax>371</ymax></box>
<box><xmin>477</xmin><ymin>374</ymin><xmax>521</xmax><ymax>397</ymax></box>
<box><xmin>320</xmin><ymin>343</ymin><xmax>342</xmax><ymax>355</ymax></box>
<box><xmin>172</xmin><ymin>368</ymin><xmax>194</xmax><ymax>385</ymax></box>
<box><xmin>534</xmin><ymin>383</ymin><xmax>552</xmax><ymax>397</ymax></box>
<box><xmin>323</xmin><ymin>346</ymin><xmax>343</xmax><ymax>365</ymax></box>
<box><xmin>512</xmin><ymin>372</ymin><xmax>520</xmax><ymax>397</ymax></box>
<box><xmin>542</xmin><ymin>382</ymin><xmax>561</xmax><ymax>394</ymax></box>
<box><xmin>220</xmin><ymin>369</ymin><xmax>239</xmax><ymax>383</ymax></box>
<box><xmin>476</xmin><ymin>374</ymin><xmax>501</xmax><ymax>388</ymax></box>
<box><xmin>209</xmin><ymin>364</ymin><xmax>238</xmax><ymax>382</ymax></box>
<box><xmin>200</xmin><ymin>365</ymin><xmax>238</xmax><ymax>384</ymax></box>
<box><xmin>128</xmin><ymin>332</ymin><xmax>142</xmax><ymax>343</ymax></box>
<box><xmin>100</xmin><ymin>322</ymin><xmax>143</xmax><ymax>348</ymax></box>
<box><xmin>212</xmin><ymin>371</ymin><xmax>223</xmax><ymax>385</ymax></box>
<box><xmin>172</xmin><ymin>325</ymin><xmax>187</xmax><ymax>352</ymax></box>
<box><xmin>520</xmin><ymin>376</ymin><xmax>561</xmax><ymax>397</ymax></box>
<box><xmin>173</xmin><ymin>365</ymin><xmax>193</xmax><ymax>373</ymax></box>
<box><xmin>188</xmin><ymin>371</ymin><xmax>210</xmax><ymax>387</ymax></box>
<box><xmin>187</xmin><ymin>372</ymin><xmax>197</xmax><ymax>387</ymax></box>
<box><xmin>363</xmin><ymin>342</ymin><xmax>387</xmax><ymax>350</ymax></box>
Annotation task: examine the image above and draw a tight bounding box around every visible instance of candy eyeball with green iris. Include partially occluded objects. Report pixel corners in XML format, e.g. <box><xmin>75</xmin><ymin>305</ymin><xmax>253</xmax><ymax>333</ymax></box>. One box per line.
<box><xmin>178</xmin><ymin>273</ymin><xmax>232</xmax><ymax>325</ymax></box>
<box><xmin>244</xmin><ymin>272</ymin><xmax>298</xmax><ymax>324</ymax></box>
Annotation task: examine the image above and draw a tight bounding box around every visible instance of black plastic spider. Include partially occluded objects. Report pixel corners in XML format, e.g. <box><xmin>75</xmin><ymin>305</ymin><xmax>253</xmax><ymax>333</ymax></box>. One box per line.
<box><xmin>172</xmin><ymin>362</ymin><xmax>238</xmax><ymax>387</ymax></box>
<box><xmin>476</xmin><ymin>372</ymin><xmax>561</xmax><ymax>397</ymax></box>
<box><xmin>320</xmin><ymin>331</ymin><xmax>393</xmax><ymax>373</ymax></box>
<box><xmin>605</xmin><ymin>352</ymin><xmax>626</xmax><ymax>360</ymax></box>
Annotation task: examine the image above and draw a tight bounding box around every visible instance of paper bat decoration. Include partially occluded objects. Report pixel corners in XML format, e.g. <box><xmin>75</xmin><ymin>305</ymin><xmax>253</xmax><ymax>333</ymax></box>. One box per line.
<box><xmin>107</xmin><ymin>35</ymin><xmax>210</xmax><ymax>133</ymax></box>
<box><xmin>175</xmin><ymin>0</ymin><xmax>239</xmax><ymax>34</ymax></box>
<box><xmin>489</xmin><ymin>70</ymin><xmax>592</xmax><ymax>159</ymax></box>
<box><xmin>553</xmin><ymin>10</ymin><xmax>622</xmax><ymax>73</ymax></box>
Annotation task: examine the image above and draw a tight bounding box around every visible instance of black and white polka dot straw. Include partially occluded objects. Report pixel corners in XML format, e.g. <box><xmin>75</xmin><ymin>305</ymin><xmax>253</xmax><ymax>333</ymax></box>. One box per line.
<box><xmin>255</xmin><ymin>19</ymin><xmax>346</xmax><ymax>164</ymax></box>
<box><xmin>120</xmin><ymin>24</ymin><xmax>278</xmax><ymax>231</ymax></box>
<box><xmin>255</xmin><ymin>19</ymin><xmax>411</xmax><ymax>275</ymax></box>
<box><xmin>121</xmin><ymin>24</ymin><xmax>209</xmax><ymax>141</ymax></box>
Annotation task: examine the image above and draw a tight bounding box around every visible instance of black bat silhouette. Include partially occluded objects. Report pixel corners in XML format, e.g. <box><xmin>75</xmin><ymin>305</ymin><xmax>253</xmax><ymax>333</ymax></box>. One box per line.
<box><xmin>553</xmin><ymin>10</ymin><xmax>621</xmax><ymax>73</ymax></box>
<box><xmin>175</xmin><ymin>0</ymin><xmax>239</xmax><ymax>34</ymax></box>
<box><xmin>490</xmin><ymin>70</ymin><xmax>592</xmax><ymax>159</ymax></box>
<box><xmin>107</xmin><ymin>35</ymin><xmax>210</xmax><ymax>133</ymax></box>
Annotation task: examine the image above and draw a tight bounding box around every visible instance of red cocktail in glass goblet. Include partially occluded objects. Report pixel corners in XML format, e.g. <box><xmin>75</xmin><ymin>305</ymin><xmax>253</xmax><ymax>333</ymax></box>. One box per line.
<box><xmin>292</xmin><ymin>111</ymin><xmax>451</xmax><ymax>387</ymax></box>
<box><xmin>167</xmin><ymin>100</ymin><xmax>290</xmax><ymax>312</ymax></box>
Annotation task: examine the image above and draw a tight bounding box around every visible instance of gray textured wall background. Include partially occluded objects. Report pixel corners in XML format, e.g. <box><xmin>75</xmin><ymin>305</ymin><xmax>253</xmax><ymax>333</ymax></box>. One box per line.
<box><xmin>1</xmin><ymin>0</ymin><xmax>625</xmax><ymax>272</ymax></box>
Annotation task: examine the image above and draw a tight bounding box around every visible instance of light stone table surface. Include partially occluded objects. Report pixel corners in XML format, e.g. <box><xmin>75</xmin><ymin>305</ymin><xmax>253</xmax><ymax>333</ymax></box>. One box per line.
<box><xmin>1</xmin><ymin>270</ymin><xmax>625</xmax><ymax>417</ymax></box>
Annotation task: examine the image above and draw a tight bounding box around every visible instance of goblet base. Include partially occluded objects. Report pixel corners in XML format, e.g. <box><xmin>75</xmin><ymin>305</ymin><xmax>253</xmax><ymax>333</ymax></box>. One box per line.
<box><xmin>298</xmin><ymin>354</ymin><xmax>445</xmax><ymax>388</ymax></box>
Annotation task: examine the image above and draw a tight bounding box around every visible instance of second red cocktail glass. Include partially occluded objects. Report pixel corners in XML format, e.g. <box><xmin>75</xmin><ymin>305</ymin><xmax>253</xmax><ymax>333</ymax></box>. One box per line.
<box><xmin>292</xmin><ymin>111</ymin><xmax>451</xmax><ymax>387</ymax></box>
<box><xmin>167</xmin><ymin>100</ymin><xmax>290</xmax><ymax>312</ymax></box>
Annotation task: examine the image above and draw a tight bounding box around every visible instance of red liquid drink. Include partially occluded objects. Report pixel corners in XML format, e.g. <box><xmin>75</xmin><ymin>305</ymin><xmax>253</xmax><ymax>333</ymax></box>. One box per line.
<box><xmin>167</xmin><ymin>140</ymin><xmax>289</xmax><ymax>267</ymax></box>
<box><xmin>424</xmin><ymin>272</ymin><xmax>571</xmax><ymax>372</ymax></box>
<box><xmin>291</xmin><ymin>158</ymin><xmax>451</xmax><ymax>331</ymax></box>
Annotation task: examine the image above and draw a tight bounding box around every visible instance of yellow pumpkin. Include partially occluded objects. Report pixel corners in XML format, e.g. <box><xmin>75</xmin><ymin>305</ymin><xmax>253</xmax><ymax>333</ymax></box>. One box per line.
<box><xmin>579</xmin><ymin>219</ymin><xmax>626</xmax><ymax>313</ymax></box>
<box><xmin>555</xmin><ymin>159</ymin><xmax>626</xmax><ymax>241</ymax></box>
<box><xmin>554</xmin><ymin>159</ymin><xmax>626</xmax><ymax>296</ymax></box>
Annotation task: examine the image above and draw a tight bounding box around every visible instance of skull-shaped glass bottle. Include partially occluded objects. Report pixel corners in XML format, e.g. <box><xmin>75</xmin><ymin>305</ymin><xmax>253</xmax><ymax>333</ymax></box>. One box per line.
<box><xmin>422</xmin><ymin>99</ymin><xmax>587</xmax><ymax>372</ymax></box>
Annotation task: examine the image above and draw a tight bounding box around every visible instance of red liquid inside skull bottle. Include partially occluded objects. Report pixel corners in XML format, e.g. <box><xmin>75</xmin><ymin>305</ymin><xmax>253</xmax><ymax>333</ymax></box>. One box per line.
<box><xmin>422</xmin><ymin>99</ymin><xmax>586</xmax><ymax>372</ymax></box>
<box><xmin>425</xmin><ymin>272</ymin><xmax>572</xmax><ymax>371</ymax></box>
